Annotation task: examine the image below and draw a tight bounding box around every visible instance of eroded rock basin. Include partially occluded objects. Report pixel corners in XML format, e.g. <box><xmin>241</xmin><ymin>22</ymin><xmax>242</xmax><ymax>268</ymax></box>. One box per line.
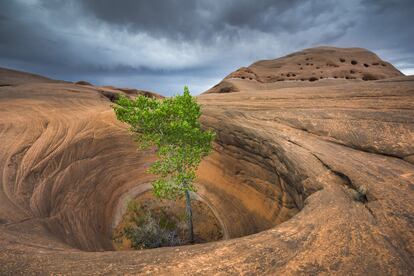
<box><xmin>0</xmin><ymin>68</ymin><xmax>414</xmax><ymax>274</ymax></box>
<box><xmin>112</xmin><ymin>191</ymin><xmax>224</xmax><ymax>250</ymax></box>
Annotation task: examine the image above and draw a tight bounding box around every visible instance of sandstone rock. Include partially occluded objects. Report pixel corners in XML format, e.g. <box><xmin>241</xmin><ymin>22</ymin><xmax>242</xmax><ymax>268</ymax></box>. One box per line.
<box><xmin>0</xmin><ymin>67</ymin><xmax>61</xmax><ymax>86</ymax></box>
<box><xmin>205</xmin><ymin>46</ymin><xmax>404</xmax><ymax>93</ymax></box>
<box><xmin>0</xmin><ymin>48</ymin><xmax>413</xmax><ymax>275</ymax></box>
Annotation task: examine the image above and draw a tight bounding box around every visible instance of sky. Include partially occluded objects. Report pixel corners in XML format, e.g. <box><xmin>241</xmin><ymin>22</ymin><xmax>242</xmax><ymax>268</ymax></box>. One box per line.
<box><xmin>0</xmin><ymin>0</ymin><xmax>413</xmax><ymax>96</ymax></box>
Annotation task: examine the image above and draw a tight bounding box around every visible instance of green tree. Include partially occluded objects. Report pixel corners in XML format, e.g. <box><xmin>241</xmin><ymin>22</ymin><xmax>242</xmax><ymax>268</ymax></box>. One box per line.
<box><xmin>113</xmin><ymin>86</ymin><xmax>215</xmax><ymax>243</ymax></box>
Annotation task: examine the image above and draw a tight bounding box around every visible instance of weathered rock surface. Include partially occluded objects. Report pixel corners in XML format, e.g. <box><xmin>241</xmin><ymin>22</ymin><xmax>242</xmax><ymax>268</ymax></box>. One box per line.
<box><xmin>0</xmin><ymin>46</ymin><xmax>414</xmax><ymax>275</ymax></box>
<box><xmin>205</xmin><ymin>47</ymin><xmax>403</xmax><ymax>94</ymax></box>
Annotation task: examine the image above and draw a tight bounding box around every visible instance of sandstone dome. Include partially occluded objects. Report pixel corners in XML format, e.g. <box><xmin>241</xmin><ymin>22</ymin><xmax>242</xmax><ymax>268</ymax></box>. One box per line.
<box><xmin>205</xmin><ymin>47</ymin><xmax>404</xmax><ymax>94</ymax></box>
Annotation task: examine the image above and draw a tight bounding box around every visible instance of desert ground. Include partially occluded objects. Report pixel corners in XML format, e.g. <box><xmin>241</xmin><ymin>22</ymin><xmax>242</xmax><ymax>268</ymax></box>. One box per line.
<box><xmin>0</xmin><ymin>47</ymin><xmax>413</xmax><ymax>275</ymax></box>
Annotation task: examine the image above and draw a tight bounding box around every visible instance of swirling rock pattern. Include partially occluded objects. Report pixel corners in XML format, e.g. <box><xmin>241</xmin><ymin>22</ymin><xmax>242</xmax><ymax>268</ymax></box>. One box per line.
<box><xmin>0</xmin><ymin>50</ymin><xmax>414</xmax><ymax>275</ymax></box>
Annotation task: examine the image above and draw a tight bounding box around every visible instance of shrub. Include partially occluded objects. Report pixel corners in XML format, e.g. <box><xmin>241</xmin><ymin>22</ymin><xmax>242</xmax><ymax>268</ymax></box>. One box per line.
<box><xmin>122</xmin><ymin>202</ymin><xmax>183</xmax><ymax>249</ymax></box>
<box><xmin>124</xmin><ymin>212</ymin><xmax>182</xmax><ymax>249</ymax></box>
<box><xmin>354</xmin><ymin>185</ymin><xmax>368</xmax><ymax>203</ymax></box>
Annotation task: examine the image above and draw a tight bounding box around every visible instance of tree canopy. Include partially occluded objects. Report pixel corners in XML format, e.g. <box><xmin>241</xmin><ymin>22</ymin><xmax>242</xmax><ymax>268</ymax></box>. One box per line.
<box><xmin>113</xmin><ymin>86</ymin><xmax>215</xmax><ymax>201</ymax></box>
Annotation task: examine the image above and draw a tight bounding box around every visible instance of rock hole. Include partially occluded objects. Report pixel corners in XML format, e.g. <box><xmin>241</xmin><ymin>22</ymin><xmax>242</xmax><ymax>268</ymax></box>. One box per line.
<box><xmin>112</xmin><ymin>191</ymin><xmax>224</xmax><ymax>250</ymax></box>
<box><xmin>362</xmin><ymin>73</ymin><xmax>378</xmax><ymax>81</ymax></box>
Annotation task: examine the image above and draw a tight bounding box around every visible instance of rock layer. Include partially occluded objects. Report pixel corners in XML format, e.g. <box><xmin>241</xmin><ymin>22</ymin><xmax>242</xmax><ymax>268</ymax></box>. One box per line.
<box><xmin>0</xmin><ymin>50</ymin><xmax>414</xmax><ymax>275</ymax></box>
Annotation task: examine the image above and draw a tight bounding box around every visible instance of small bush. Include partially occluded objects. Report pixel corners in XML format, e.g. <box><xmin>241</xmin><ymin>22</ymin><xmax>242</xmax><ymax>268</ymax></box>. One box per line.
<box><xmin>120</xmin><ymin>201</ymin><xmax>183</xmax><ymax>249</ymax></box>
<box><xmin>354</xmin><ymin>185</ymin><xmax>368</xmax><ymax>202</ymax></box>
<box><xmin>123</xmin><ymin>211</ymin><xmax>182</xmax><ymax>249</ymax></box>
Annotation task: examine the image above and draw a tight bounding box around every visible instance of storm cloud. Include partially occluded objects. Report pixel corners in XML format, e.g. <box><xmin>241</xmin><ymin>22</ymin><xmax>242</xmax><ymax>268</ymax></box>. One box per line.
<box><xmin>0</xmin><ymin>0</ymin><xmax>413</xmax><ymax>95</ymax></box>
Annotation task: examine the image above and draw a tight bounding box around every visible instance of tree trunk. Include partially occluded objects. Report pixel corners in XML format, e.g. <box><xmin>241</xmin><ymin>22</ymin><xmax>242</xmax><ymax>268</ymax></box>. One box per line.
<box><xmin>185</xmin><ymin>190</ymin><xmax>194</xmax><ymax>243</ymax></box>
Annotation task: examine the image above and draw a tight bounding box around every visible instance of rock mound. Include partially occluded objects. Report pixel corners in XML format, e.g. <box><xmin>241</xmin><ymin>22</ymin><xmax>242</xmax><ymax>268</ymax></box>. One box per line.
<box><xmin>205</xmin><ymin>46</ymin><xmax>404</xmax><ymax>93</ymax></box>
<box><xmin>75</xmin><ymin>80</ymin><xmax>93</xmax><ymax>86</ymax></box>
<box><xmin>0</xmin><ymin>67</ymin><xmax>62</xmax><ymax>86</ymax></box>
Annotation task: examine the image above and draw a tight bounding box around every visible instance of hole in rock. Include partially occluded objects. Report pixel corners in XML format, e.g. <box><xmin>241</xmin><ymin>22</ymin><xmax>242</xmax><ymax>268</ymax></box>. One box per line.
<box><xmin>112</xmin><ymin>191</ymin><xmax>223</xmax><ymax>250</ymax></box>
<box><xmin>41</xmin><ymin>141</ymin><xmax>306</xmax><ymax>253</ymax></box>
<box><xmin>362</xmin><ymin>73</ymin><xmax>378</xmax><ymax>81</ymax></box>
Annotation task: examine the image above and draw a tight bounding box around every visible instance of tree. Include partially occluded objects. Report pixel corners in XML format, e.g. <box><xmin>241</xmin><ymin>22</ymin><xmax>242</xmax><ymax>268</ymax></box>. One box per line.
<box><xmin>113</xmin><ymin>86</ymin><xmax>215</xmax><ymax>243</ymax></box>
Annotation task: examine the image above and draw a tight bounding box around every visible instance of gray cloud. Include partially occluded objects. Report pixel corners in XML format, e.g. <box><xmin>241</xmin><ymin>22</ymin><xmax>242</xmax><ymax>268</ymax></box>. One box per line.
<box><xmin>74</xmin><ymin>0</ymin><xmax>305</xmax><ymax>40</ymax></box>
<box><xmin>0</xmin><ymin>0</ymin><xmax>413</xmax><ymax>95</ymax></box>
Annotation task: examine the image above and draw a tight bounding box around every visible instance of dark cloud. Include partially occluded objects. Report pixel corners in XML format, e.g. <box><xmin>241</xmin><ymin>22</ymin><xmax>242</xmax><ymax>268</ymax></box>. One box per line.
<box><xmin>0</xmin><ymin>0</ymin><xmax>413</xmax><ymax>95</ymax></box>
<box><xmin>72</xmin><ymin>0</ymin><xmax>307</xmax><ymax>40</ymax></box>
